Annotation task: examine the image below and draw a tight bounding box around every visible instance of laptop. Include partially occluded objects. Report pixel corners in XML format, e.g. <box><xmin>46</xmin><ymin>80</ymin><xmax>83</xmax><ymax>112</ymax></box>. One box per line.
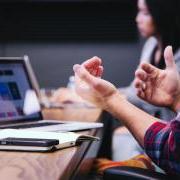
<box><xmin>0</xmin><ymin>56</ymin><xmax>103</xmax><ymax>132</ymax></box>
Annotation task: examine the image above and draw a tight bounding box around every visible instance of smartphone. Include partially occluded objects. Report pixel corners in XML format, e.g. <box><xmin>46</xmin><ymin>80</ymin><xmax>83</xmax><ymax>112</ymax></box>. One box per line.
<box><xmin>0</xmin><ymin>137</ymin><xmax>59</xmax><ymax>147</ymax></box>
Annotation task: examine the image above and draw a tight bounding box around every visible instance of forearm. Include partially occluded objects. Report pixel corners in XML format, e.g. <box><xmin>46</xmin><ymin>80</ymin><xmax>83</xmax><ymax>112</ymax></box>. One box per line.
<box><xmin>172</xmin><ymin>93</ymin><xmax>180</xmax><ymax>112</ymax></box>
<box><xmin>104</xmin><ymin>91</ymin><xmax>161</xmax><ymax>147</ymax></box>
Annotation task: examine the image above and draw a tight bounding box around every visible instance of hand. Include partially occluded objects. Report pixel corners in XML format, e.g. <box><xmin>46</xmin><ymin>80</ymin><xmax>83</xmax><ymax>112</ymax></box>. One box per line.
<box><xmin>134</xmin><ymin>46</ymin><xmax>180</xmax><ymax>112</ymax></box>
<box><xmin>73</xmin><ymin>57</ymin><xmax>121</xmax><ymax>109</ymax></box>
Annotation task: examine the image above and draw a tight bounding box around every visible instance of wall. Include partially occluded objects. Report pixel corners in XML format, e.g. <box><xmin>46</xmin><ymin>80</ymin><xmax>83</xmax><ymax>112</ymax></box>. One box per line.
<box><xmin>1</xmin><ymin>41</ymin><xmax>142</xmax><ymax>88</ymax></box>
<box><xmin>0</xmin><ymin>0</ymin><xmax>143</xmax><ymax>88</ymax></box>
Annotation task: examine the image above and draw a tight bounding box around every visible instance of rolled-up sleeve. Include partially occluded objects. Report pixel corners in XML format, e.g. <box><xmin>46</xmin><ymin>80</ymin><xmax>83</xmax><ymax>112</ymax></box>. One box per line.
<box><xmin>144</xmin><ymin>120</ymin><xmax>180</xmax><ymax>174</ymax></box>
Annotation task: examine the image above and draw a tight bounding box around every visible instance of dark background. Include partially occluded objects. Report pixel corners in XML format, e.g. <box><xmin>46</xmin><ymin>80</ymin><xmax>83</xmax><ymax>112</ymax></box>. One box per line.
<box><xmin>0</xmin><ymin>0</ymin><xmax>143</xmax><ymax>88</ymax></box>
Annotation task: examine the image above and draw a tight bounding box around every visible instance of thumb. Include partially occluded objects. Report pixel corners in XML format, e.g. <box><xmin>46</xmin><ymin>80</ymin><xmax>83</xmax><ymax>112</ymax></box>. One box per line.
<box><xmin>164</xmin><ymin>46</ymin><xmax>176</xmax><ymax>69</ymax></box>
<box><xmin>73</xmin><ymin>64</ymin><xmax>96</xmax><ymax>87</ymax></box>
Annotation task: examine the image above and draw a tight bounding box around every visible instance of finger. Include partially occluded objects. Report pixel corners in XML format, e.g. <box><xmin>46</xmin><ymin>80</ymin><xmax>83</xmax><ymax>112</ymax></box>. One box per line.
<box><xmin>96</xmin><ymin>66</ymin><xmax>104</xmax><ymax>77</ymax></box>
<box><xmin>91</xmin><ymin>68</ymin><xmax>99</xmax><ymax>76</ymax></box>
<box><xmin>89</xmin><ymin>68</ymin><xmax>95</xmax><ymax>75</ymax></box>
<box><xmin>164</xmin><ymin>46</ymin><xmax>176</xmax><ymax>69</ymax></box>
<box><xmin>141</xmin><ymin>63</ymin><xmax>158</xmax><ymax>74</ymax></box>
<box><xmin>82</xmin><ymin>56</ymin><xmax>102</xmax><ymax>69</ymax></box>
<box><xmin>137</xmin><ymin>89</ymin><xmax>145</xmax><ymax>99</ymax></box>
<box><xmin>134</xmin><ymin>79</ymin><xmax>146</xmax><ymax>90</ymax></box>
<box><xmin>135</xmin><ymin>69</ymin><xmax>147</xmax><ymax>81</ymax></box>
<box><xmin>82</xmin><ymin>57</ymin><xmax>102</xmax><ymax>76</ymax></box>
<box><xmin>73</xmin><ymin>64</ymin><xmax>81</xmax><ymax>72</ymax></box>
<box><xmin>134</xmin><ymin>79</ymin><xmax>142</xmax><ymax>88</ymax></box>
<box><xmin>143</xmin><ymin>80</ymin><xmax>152</xmax><ymax>99</ymax></box>
<box><xmin>83</xmin><ymin>66</ymin><xmax>98</xmax><ymax>76</ymax></box>
<box><xmin>73</xmin><ymin>64</ymin><xmax>97</xmax><ymax>87</ymax></box>
<box><xmin>135</xmin><ymin>76</ymin><xmax>150</xmax><ymax>99</ymax></box>
<box><xmin>89</xmin><ymin>66</ymin><xmax>104</xmax><ymax>77</ymax></box>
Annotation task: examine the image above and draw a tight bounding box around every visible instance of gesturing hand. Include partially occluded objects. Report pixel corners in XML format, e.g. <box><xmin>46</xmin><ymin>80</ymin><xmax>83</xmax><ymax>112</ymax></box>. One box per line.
<box><xmin>73</xmin><ymin>57</ymin><xmax>120</xmax><ymax>109</ymax></box>
<box><xmin>134</xmin><ymin>46</ymin><xmax>180</xmax><ymax>111</ymax></box>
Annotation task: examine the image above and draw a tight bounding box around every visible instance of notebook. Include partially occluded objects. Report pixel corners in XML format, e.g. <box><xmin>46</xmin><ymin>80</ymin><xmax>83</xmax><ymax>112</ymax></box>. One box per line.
<box><xmin>0</xmin><ymin>56</ymin><xmax>103</xmax><ymax>132</ymax></box>
<box><xmin>0</xmin><ymin>129</ymin><xmax>99</xmax><ymax>152</ymax></box>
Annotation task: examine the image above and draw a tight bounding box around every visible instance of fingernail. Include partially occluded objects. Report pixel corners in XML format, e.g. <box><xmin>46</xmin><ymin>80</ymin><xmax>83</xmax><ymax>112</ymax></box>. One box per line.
<box><xmin>73</xmin><ymin>64</ymin><xmax>81</xmax><ymax>72</ymax></box>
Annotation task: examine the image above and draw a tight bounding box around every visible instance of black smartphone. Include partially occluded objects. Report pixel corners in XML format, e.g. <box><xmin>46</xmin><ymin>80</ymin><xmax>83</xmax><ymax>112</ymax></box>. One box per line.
<box><xmin>0</xmin><ymin>137</ymin><xmax>59</xmax><ymax>147</ymax></box>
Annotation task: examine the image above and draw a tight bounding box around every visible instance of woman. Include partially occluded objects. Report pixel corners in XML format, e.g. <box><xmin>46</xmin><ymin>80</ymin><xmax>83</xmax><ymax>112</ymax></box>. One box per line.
<box><xmin>113</xmin><ymin>0</ymin><xmax>180</xmax><ymax>161</ymax></box>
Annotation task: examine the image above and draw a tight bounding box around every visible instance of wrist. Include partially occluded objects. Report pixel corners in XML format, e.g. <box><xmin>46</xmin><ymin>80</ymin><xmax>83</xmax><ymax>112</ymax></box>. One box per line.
<box><xmin>103</xmin><ymin>90</ymin><xmax>126</xmax><ymax>112</ymax></box>
<box><xmin>171</xmin><ymin>93</ymin><xmax>180</xmax><ymax>112</ymax></box>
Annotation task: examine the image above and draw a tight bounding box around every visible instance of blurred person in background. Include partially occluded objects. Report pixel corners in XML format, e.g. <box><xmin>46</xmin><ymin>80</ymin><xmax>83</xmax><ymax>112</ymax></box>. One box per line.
<box><xmin>113</xmin><ymin>0</ymin><xmax>180</xmax><ymax>161</ymax></box>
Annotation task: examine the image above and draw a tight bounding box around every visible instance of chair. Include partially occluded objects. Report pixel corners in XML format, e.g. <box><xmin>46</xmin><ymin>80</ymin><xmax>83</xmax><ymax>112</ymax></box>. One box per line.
<box><xmin>103</xmin><ymin>166</ymin><xmax>180</xmax><ymax>180</ymax></box>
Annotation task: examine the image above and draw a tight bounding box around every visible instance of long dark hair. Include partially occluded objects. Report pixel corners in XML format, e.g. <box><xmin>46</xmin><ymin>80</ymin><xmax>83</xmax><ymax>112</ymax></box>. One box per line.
<box><xmin>145</xmin><ymin>0</ymin><xmax>180</xmax><ymax>68</ymax></box>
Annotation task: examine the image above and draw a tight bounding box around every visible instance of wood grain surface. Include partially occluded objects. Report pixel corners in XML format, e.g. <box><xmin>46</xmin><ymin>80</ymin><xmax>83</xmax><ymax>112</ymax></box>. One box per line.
<box><xmin>0</xmin><ymin>89</ymin><xmax>102</xmax><ymax>180</ymax></box>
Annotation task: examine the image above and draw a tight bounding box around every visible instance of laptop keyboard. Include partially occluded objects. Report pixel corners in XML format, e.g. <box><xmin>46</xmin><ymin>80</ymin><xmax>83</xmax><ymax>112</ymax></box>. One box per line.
<box><xmin>0</xmin><ymin>122</ymin><xmax>62</xmax><ymax>129</ymax></box>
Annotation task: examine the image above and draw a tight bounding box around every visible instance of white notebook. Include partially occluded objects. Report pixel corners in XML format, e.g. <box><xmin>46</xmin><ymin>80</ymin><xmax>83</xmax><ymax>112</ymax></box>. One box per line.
<box><xmin>0</xmin><ymin>129</ymin><xmax>99</xmax><ymax>152</ymax></box>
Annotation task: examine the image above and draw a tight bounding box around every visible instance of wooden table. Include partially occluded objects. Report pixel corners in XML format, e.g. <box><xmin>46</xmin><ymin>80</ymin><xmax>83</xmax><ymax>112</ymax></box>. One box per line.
<box><xmin>0</xmin><ymin>91</ymin><xmax>102</xmax><ymax>180</ymax></box>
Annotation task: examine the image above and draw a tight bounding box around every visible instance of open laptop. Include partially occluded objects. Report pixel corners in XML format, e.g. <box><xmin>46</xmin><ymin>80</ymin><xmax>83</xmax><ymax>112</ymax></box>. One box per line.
<box><xmin>0</xmin><ymin>56</ymin><xmax>103</xmax><ymax>132</ymax></box>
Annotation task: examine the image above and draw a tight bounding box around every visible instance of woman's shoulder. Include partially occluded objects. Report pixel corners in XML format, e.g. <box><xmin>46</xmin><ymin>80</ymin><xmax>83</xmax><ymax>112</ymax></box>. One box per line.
<box><xmin>171</xmin><ymin>48</ymin><xmax>180</xmax><ymax>73</ymax></box>
<box><xmin>144</xmin><ymin>37</ymin><xmax>157</xmax><ymax>48</ymax></box>
<box><xmin>174</xmin><ymin>48</ymin><xmax>180</xmax><ymax>62</ymax></box>
<box><xmin>140</xmin><ymin>37</ymin><xmax>158</xmax><ymax>63</ymax></box>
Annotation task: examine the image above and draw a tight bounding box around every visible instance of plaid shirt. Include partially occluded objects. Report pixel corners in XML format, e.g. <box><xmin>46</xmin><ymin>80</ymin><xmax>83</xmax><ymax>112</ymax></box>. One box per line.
<box><xmin>144</xmin><ymin>117</ymin><xmax>180</xmax><ymax>175</ymax></box>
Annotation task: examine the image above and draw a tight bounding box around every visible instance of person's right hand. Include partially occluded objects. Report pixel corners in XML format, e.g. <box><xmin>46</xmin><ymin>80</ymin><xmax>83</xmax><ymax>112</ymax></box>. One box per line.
<box><xmin>134</xmin><ymin>46</ymin><xmax>180</xmax><ymax>111</ymax></box>
<box><xmin>73</xmin><ymin>57</ymin><xmax>122</xmax><ymax>109</ymax></box>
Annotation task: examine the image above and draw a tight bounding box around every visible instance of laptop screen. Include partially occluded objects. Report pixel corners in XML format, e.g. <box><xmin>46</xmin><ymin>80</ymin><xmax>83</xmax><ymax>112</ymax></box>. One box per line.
<box><xmin>0</xmin><ymin>60</ymin><xmax>41</xmax><ymax>122</ymax></box>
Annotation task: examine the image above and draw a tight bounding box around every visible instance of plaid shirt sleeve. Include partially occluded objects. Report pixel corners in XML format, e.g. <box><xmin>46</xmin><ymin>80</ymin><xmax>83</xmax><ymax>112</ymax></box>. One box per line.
<box><xmin>144</xmin><ymin>118</ymin><xmax>180</xmax><ymax>175</ymax></box>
